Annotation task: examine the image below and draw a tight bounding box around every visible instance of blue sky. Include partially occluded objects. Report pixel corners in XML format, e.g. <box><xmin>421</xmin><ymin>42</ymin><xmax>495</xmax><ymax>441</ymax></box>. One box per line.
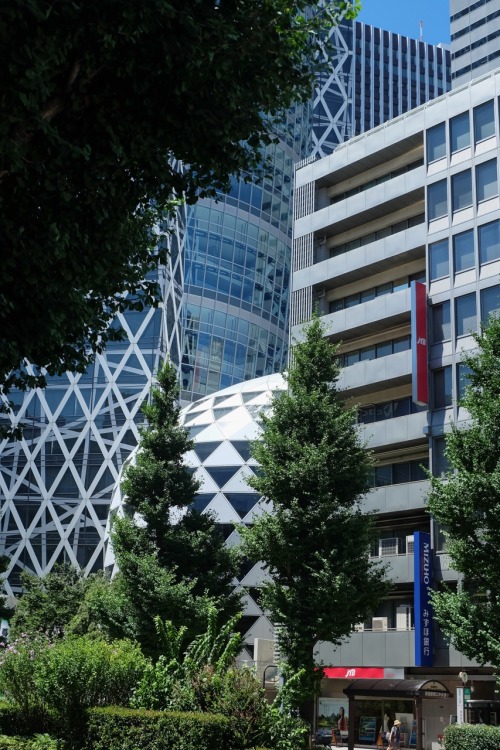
<box><xmin>357</xmin><ymin>0</ymin><xmax>450</xmax><ymax>47</ymax></box>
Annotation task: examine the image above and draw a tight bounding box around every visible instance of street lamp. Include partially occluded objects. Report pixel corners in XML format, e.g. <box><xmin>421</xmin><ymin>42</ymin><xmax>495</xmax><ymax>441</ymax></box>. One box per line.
<box><xmin>458</xmin><ymin>672</ymin><xmax>468</xmax><ymax>724</ymax></box>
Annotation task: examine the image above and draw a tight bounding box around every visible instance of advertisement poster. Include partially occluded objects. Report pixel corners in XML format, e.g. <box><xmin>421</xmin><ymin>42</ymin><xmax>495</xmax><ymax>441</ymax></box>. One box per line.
<box><xmin>318</xmin><ymin>699</ymin><xmax>349</xmax><ymax>731</ymax></box>
<box><xmin>359</xmin><ymin>716</ymin><xmax>377</xmax><ymax>743</ymax></box>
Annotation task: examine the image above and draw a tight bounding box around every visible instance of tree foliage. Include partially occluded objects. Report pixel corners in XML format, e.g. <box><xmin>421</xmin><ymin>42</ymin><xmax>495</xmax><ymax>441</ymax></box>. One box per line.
<box><xmin>110</xmin><ymin>361</ymin><xmax>242</xmax><ymax>657</ymax></box>
<box><xmin>9</xmin><ymin>564</ymin><xmax>91</xmax><ymax>639</ymax></box>
<box><xmin>427</xmin><ymin>315</ymin><xmax>500</xmax><ymax>668</ymax></box>
<box><xmin>0</xmin><ymin>0</ymin><xmax>359</xmax><ymax>404</ymax></box>
<box><xmin>240</xmin><ymin>317</ymin><xmax>388</xmax><ymax>695</ymax></box>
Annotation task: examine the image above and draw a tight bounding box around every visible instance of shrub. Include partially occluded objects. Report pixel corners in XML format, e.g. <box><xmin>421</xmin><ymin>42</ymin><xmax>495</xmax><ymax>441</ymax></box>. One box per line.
<box><xmin>84</xmin><ymin>706</ymin><xmax>237</xmax><ymax>750</ymax></box>
<box><xmin>0</xmin><ymin>633</ymin><xmax>52</xmax><ymax>718</ymax></box>
<box><xmin>0</xmin><ymin>735</ymin><xmax>61</xmax><ymax>750</ymax></box>
<box><xmin>445</xmin><ymin>722</ymin><xmax>500</xmax><ymax>750</ymax></box>
<box><xmin>34</xmin><ymin>636</ymin><xmax>147</xmax><ymax>717</ymax></box>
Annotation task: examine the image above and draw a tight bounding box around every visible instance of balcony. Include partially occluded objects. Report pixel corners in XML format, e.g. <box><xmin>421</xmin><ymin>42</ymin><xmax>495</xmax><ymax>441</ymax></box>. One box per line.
<box><xmin>315</xmin><ymin>628</ymin><xmax>415</xmax><ymax>668</ymax></box>
<box><xmin>339</xmin><ymin>349</ymin><xmax>411</xmax><ymax>396</ymax></box>
<box><xmin>320</xmin><ymin>287</ymin><xmax>411</xmax><ymax>342</ymax></box>
<box><xmin>362</xmin><ymin>480</ymin><xmax>429</xmax><ymax>515</ymax></box>
<box><xmin>358</xmin><ymin>410</ymin><xmax>429</xmax><ymax>450</ymax></box>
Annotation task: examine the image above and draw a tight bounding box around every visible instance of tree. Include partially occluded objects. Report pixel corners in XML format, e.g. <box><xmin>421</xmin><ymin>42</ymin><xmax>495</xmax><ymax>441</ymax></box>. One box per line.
<box><xmin>110</xmin><ymin>360</ymin><xmax>242</xmax><ymax>657</ymax></box>
<box><xmin>0</xmin><ymin>0</ymin><xmax>360</xmax><ymax>405</ymax></box>
<box><xmin>427</xmin><ymin>315</ymin><xmax>500</xmax><ymax>668</ymax></box>
<box><xmin>9</xmin><ymin>563</ymin><xmax>91</xmax><ymax>639</ymax></box>
<box><xmin>240</xmin><ymin>317</ymin><xmax>388</xmax><ymax>698</ymax></box>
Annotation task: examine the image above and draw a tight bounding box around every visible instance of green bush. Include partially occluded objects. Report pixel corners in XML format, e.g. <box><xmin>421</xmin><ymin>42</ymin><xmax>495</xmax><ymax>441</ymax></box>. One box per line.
<box><xmin>0</xmin><ymin>633</ymin><xmax>51</xmax><ymax>717</ymax></box>
<box><xmin>0</xmin><ymin>735</ymin><xmax>61</xmax><ymax>750</ymax></box>
<box><xmin>35</xmin><ymin>636</ymin><xmax>147</xmax><ymax>716</ymax></box>
<box><xmin>445</xmin><ymin>722</ymin><xmax>500</xmax><ymax>750</ymax></box>
<box><xmin>85</xmin><ymin>706</ymin><xmax>238</xmax><ymax>750</ymax></box>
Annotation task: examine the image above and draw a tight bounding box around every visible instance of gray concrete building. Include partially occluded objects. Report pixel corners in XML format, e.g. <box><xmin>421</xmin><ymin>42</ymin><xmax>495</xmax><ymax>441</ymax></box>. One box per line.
<box><xmin>450</xmin><ymin>0</ymin><xmax>500</xmax><ymax>87</ymax></box>
<box><xmin>292</xmin><ymin>67</ymin><xmax>500</xmax><ymax>743</ymax></box>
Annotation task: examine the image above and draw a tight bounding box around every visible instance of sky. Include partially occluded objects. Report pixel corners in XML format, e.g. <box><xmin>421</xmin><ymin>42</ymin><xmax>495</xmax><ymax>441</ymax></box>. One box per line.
<box><xmin>357</xmin><ymin>0</ymin><xmax>450</xmax><ymax>47</ymax></box>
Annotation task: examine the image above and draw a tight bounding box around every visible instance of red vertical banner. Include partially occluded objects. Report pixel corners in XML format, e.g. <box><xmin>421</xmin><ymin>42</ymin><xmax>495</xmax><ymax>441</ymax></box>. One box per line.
<box><xmin>411</xmin><ymin>281</ymin><xmax>428</xmax><ymax>406</ymax></box>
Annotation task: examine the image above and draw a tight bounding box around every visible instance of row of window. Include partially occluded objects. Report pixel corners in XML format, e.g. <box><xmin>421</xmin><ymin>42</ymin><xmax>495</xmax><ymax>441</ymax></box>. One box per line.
<box><xmin>328</xmin><ymin>274</ymin><xmax>425</xmax><ymax>314</ymax></box>
<box><xmin>358</xmin><ymin>397</ymin><xmax>426</xmax><ymax>425</ymax></box>
<box><xmin>428</xmin><ymin>159</ymin><xmax>498</xmax><ymax>222</ymax></box>
<box><xmin>452</xmin><ymin>26</ymin><xmax>500</xmax><ymax>62</ymax></box>
<box><xmin>431</xmin><ymin>285</ymin><xmax>500</xmax><ymax>342</ymax></box>
<box><xmin>453</xmin><ymin>47</ymin><xmax>500</xmax><ymax>81</ymax></box>
<box><xmin>328</xmin><ymin>214</ymin><xmax>425</xmax><ymax>259</ymax></box>
<box><xmin>340</xmin><ymin>335</ymin><xmax>411</xmax><ymax>368</ymax></box>
<box><xmin>329</xmin><ymin>160</ymin><xmax>423</xmax><ymax>206</ymax></box>
<box><xmin>427</xmin><ymin>100</ymin><xmax>496</xmax><ymax>163</ymax></box>
<box><xmin>450</xmin><ymin>0</ymin><xmax>493</xmax><ymax>23</ymax></box>
<box><xmin>368</xmin><ymin>459</ymin><xmax>429</xmax><ymax>488</ymax></box>
<box><xmin>429</xmin><ymin>219</ymin><xmax>500</xmax><ymax>280</ymax></box>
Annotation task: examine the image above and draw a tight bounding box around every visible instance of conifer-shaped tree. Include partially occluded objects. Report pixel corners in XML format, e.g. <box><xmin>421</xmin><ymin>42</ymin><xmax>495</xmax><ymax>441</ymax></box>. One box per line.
<box><xmin>241</xmin><ymin>318</ymin><xmax>387</xmax><ymax>695</ymax></box>
<box><xmin>111</xmin><ymin>361</ymin><xmax>241</xmax><ymax>657</ymax></box>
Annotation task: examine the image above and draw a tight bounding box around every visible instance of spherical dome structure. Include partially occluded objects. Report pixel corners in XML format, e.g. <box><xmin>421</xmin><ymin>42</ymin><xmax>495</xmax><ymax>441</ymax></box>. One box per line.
<box><xmin>103</xmin><ymin>373</ymin><xmax>286</xmax><ymax>648</ymax></box>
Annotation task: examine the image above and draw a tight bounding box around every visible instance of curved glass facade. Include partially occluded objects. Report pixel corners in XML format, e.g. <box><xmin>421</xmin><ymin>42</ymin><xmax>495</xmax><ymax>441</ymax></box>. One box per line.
<box><xmin>180</xmin><ymin>104</ymin><xmax>311</xmax><ymax>400</ymax></box>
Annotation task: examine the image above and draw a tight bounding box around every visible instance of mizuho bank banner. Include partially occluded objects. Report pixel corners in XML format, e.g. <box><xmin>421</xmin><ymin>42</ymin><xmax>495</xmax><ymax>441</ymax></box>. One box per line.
<box><xmin>414</xmin><ymin>531</ymin><xmax>434</xmax><ymax>667</ymax></box>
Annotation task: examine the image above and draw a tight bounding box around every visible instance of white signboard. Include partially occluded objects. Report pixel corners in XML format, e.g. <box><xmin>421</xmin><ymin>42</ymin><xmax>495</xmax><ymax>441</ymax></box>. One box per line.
<box><xmin>456</xmin><ymin>687</ymin><xmax>464</xmax><ymax>724</ymax></box>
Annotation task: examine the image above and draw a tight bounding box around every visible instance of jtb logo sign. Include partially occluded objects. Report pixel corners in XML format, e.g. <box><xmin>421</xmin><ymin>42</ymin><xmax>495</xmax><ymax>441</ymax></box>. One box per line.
<box><xmin>411</xmin><ymin>282</ymin><xmax>428</xmax><ymax>405</ymax></box>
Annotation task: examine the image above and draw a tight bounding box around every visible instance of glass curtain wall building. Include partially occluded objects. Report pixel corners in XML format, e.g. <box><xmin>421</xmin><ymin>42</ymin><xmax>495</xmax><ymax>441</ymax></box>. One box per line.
<box><xmin>0</xmin><ymin>208</ymin><xmax>186</xmax><ymax>596</ymax></box>
<box><xmin>180</xmin><ymin>104</ymin><xmax>311</xmax><ymax>401</ymax></box>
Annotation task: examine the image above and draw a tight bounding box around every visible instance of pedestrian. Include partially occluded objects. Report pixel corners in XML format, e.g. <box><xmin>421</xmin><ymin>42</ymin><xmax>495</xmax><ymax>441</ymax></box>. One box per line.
<box><xmin>388</xmin><ymin>719</ymin><xmax>401</xmax><ymax>750</ymax></box>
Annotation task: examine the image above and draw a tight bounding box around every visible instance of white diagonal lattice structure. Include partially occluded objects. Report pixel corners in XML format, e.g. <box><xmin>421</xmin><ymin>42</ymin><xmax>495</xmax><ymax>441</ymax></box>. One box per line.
<box><xmin>104</xmin><ymin>373</ymin><xmax>286</xmax><ymax>652</ymax></box>
<box><xmin>0</xmin><ymin>211</ymin><xmax>186</xmax><ymax>596</ymax></box>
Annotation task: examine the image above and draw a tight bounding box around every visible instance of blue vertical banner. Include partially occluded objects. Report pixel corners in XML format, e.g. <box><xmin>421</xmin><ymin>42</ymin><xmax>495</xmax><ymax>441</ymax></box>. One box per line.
<box><xmin>414</xmin><ymin>531</ymin><xmax>434</xmax><ymax>666</ymax></box>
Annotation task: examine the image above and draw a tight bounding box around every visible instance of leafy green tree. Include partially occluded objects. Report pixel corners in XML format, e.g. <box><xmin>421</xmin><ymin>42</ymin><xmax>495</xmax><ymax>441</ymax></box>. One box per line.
<box><xmin>240</xmin><ymin>317</ymin><xmax>388</xmax><ymax>697</ymax></box>
<box><xmin>9</xmin><ymin>564</ymin><xmax>91</xmax><ymax>639</ymax></box>
<box><xmin>0</xmin><ymin>0</ymin><xmax>359</xmax><ymax>407</ymax></box>
<box><xmin>110</xmin><ymin>360</ymin><xmax>242</xmax><ymax>657</ymax></box>
<box><xmin>427</xmin><ymin>315</ymin><xmax>500</xmax><ymax>668</ymax></box>
<box><xmin>0</xmin><ymin>555</ymin><xmax>15</xmax><ymax>630</ymax></box>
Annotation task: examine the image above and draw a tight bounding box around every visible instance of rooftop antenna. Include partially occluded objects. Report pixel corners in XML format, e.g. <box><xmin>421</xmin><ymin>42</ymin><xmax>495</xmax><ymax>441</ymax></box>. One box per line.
<box><xmin>420</xmin><ymin>20</ymin><xmax>423</xmax><ymax>42</ymax></box>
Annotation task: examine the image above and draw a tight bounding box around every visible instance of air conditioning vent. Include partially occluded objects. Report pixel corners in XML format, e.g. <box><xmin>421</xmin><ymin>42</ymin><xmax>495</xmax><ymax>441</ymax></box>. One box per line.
<box><xmin>354</xmin><ymin>622</ymin><xmax>365</xmax><ymax>632</ymax></box>
<box><xmin>396</xmin><ymin>605</ymin><xmax>412</xmax><ymax>631</ymax></box>
<box><xmin>372</xmin><ymin>616</ymin><xmax>388</xmax><ymax>632</ymax></box>
<box><xmin>406</xmin><ymin>535</ymin><xmax>414</xmax><ymax>554</ymax></box>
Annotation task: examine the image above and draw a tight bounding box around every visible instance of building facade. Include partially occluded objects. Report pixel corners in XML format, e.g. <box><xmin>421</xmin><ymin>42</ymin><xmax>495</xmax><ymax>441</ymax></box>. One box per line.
<box><xmin>0</xmin><ymin>208</ymin><xmax>186</xmax><ymax>596</ymax></box>
<box><xmin>313</xmin><ymin>18</ymin><xmax>450</xmax><ymax>158</ymax></box>
<box><xmin>450</xmin><ymin>0</ymin><xmax>500</xmax><ymax>88</ymax></box>
<box><xmin>292</xmin><ymin>68</ymin><xmax>500</xmax><ymax>743</ymax></box>
<box><xmin>180</xmin><ymin>105</ymin><xmax>311</xmax><ymax>402</ymax></box>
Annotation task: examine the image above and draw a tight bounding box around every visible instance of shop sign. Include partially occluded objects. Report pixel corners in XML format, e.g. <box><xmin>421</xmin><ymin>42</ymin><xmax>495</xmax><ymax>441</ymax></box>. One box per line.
<box><xmin>411</xmin><ymin>281</ymin><xmax>428</xmax><ymax>406</ymax></box>
<box><xmin>322</xmin><ymin>667</ymin><xmax>406</xmax><ymax>679</ymax></box>
<box><xmin>414</xmin><ymin>531</ymin><xmax>434</xmax><ymax>667</ymax></box>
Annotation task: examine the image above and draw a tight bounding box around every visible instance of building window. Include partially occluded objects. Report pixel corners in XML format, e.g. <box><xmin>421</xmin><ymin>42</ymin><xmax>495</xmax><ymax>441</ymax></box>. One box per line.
<box><xmin>451</xmin><ymin>169</ymin><xmax>472</xmax><ymax>212</ymax></box>
<box><xmin>428</xmin><ymin>180</ymin><xmax>448</xmax><ymax>220</ymax></box>
<box><xmin>432</xmin><ymin>436</ymin><xmax>449</xmax><ymax>477</ymax></box>
<box><xmin>476</xmin><ymin>159</ymin><xmax>498</xmax><ymax>202</ymax></box>
<box><xmin>455</xmin><ymin>293</ymin><xmax>477</xmax><ymax>336</ymax></box>
<box><xmin>453</xmin><ymin>230</ymin><xmax>475</xmax><ymax>273</ymax></box>
<box><xmin>433</xmin><ymin>366</ymin><xmax>452</xmax><ymax>408</ymax></box>
<box><xmin>432</xmin><ymin>301</ymin><xmax>451</xmax><ymax>342</ymax></box>
<box><xmin>429</xmin><ymin>239</ymin><xmax>449</xmax><ymax>279</ymax></box>
<box><xmin>427</xmin><ymin>123</ymin><xmax>446</xmax><ymax>162</ymax></box>
<box><xmin>457</xmin><ymin>362</ymin><xmax>472</xmax><ymax>401</ymax></box>
<box><xmin>474</xmin><ymin>100</ymin><xmax>495</xmax><ymax>143</ymax></box>
<box><xmin>450</xmin><ymin>112</ymin><xmax>470</xmax><ymax>153</ymax></box>
<box><xmin>479</xmin><ymin>220</ymin><xmax>500</xmax><ymax>264</ymax></box>
<box><xmin>481</xmin><ymin>285</ymin><xmax>500</xmax><ymax>325</ymax></box>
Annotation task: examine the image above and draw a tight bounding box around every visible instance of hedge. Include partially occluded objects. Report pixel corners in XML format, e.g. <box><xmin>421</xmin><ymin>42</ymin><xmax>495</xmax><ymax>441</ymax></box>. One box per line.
<box><xmin>445</xmin><ymin>723</ymin><xmax>500</xmax><ymax>750</ymax></box>
<box><xmin>85</xmin><ymin>707</ymin><xmax>239</xmax><ymax>750</ymax></box>
<box><xmin>0</xmin><ymin>736</ymin><xmax>61</xmax><ymax>750</ymax></box>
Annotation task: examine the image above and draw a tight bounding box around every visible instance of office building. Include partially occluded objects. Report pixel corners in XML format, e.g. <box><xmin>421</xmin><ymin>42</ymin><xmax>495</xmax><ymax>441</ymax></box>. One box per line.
<box><xmin>0</xmin><ymin>209</ymin><xmax>186</xmax><ymax>596</ymax></box>
<box><xmin>450</xmin><ymin>0</ymin><xmax>500</xmax><ymax>88</ymax></box>
<box><xmin>313</xmin><ymin>18</ymin><xmax>450</xmax><ymax>158</ymax></box>
<box><xmin>291</xmin><ymin>67</ymin><xmax>500</xmax><ymax>742</ymax></box>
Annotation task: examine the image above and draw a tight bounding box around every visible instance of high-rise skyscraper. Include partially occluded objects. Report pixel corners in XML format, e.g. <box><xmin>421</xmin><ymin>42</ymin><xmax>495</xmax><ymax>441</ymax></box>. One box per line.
<box><xmin>450</xmin><ymin>0</ymin><xmax>500</xmax><ymax>88</ymax></box>
<box><xmin>313</xmin><ymin>18</ymin><xmax>450</xmax><ymax>158</ymax></box>
<box><xmin>0</xmin><ymin>15</ymin><xmax>451</xmax><ymax>592</ymax></box>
